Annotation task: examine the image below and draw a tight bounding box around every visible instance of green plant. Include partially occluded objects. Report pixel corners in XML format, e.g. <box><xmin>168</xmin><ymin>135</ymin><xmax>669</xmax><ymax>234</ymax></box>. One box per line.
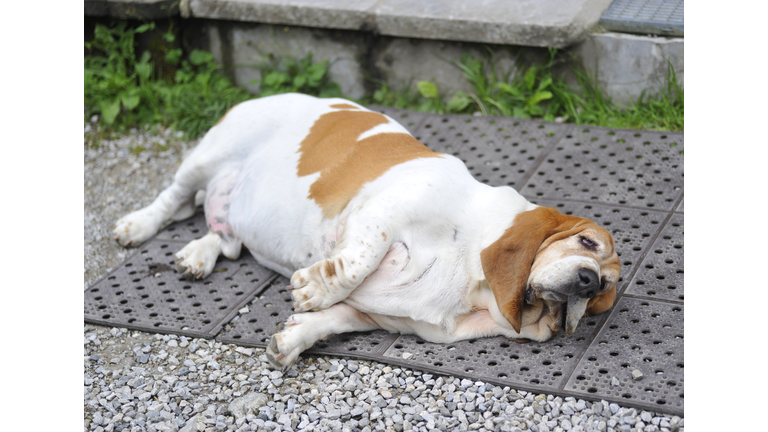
<box><xmin>85</xmin><ymin>22</ymin><xmax>162</xmax><ymax>127</ymax></box>
<box><xmin>367</xmin><ymin>48</ymin><xmax>683</xmax><ymax>131</ymax></box>
<box><xmin>251</xmin><ymin>52</ymin><xmax>341</xmax><ymax>98</ymax></box>
<box><xmin>368</xmin><ymin>79</ymin><xmax>424</xmax><ymax>109</ymax></box>
<box><xmin>571</xmin><ymin>60</ymin><xmax>684</xmax><ymax>131</ymax></box>
<box><xmin>85</xmin><ymin>21</ymin><xmax>253</xmax><ymax>138</ymax></box>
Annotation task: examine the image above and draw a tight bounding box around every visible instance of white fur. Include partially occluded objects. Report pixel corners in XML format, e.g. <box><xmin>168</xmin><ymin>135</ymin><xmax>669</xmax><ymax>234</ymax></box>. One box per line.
<box><xmin>112</xmin><ymin>93</ymin><xmax>553</xmax><ymax>371</ymax></box>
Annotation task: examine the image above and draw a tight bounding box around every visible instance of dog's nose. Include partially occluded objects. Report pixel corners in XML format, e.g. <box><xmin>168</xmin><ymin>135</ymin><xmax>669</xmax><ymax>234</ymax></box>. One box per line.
<box><xmin>575</xmin><ymin>268</ymin><xmax>600</xmax><ymax>298</ymax></box>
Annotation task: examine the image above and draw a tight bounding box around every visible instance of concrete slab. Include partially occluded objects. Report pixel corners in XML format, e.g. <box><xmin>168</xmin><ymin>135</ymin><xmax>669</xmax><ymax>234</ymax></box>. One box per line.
<box><xmin>370</xmin><ymin>0</ymin><xmax>614</xmax><ymax>47</ymax></box>
<box><xmin>188</xmin><ymin>0</ymin><xmax>615</xmax><ymax>47</ymax></box>
<box><xmin>189</xmin><ymin>0</ymin><xmax>376</xmax><ymax>31</ymax></box>
<box><xmin>569</xmin><ymin>32</ymin><xmax>684</xmax><ymax>105</ymax></box>
<box><xmin>85</xmin><ymin>0</ymin><xmax>179</xmax><ymax>19</ymax></box>
<box><xmin>219</xmin><ymin>23</ymin><xmax>369</xmax><ymax>98</ymax></box>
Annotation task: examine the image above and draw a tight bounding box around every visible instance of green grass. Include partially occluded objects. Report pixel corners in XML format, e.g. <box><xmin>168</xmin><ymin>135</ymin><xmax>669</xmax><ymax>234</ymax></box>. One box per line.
<box><xmin>85</xmin><ymin>21</ymin><xmax>339</xmax><ymax>140</ymax></box>
<box><xmin>85</xmin><ymin>20</ymin><xmax>683</xmax><ymax>140</ymax></box>
<box><xmin>365</xmin><ymin>48</ymin><xmax>683</xmax><ymax>131</ymax></box>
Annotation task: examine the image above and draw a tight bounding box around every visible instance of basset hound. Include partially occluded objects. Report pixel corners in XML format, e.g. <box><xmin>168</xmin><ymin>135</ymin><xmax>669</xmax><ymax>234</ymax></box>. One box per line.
<box><xmin>112</xmin><ymin>93</ymin><xmax>620</xmax><ymax>370</ymax></box>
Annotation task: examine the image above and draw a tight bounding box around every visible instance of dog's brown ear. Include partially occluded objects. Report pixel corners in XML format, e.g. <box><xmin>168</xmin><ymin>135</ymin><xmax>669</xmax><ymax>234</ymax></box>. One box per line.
<box><xmin>585</xmin><ymin>283</ymin><xmax>617</xmax><ymax>316</ymax></box>
<box><xmin>481</xmin><ymin>207</ymin><xmax>587</xmax><ymax>333</ymax></box>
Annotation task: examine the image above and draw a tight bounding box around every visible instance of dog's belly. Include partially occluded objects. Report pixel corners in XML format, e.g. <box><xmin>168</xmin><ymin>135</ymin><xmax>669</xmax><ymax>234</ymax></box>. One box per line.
<box><xmin>344</xmin><ymin>243</ymin><xmax>471</xmax><ymax>328</ymax></box>
<box><xmin>225</xmin><ymin>150</ymin><xmax>340</xmax><ymax>276</ymax></box>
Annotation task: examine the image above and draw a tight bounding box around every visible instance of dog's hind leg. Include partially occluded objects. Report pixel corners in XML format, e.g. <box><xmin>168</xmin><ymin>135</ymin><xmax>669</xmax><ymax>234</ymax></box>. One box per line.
<box><xmin>112</xmin><ymin>121</ymin><xmax>238</xmax><ymax>247</ymax></box>
<box><xmin>112</xmin><ymin>181</ymin><xmax>198</xmax><ymax>247</ymax></box>
<box><xmin>175</xmin><ymin>170</ymin><xmax>243</xmax><ymax>280</ymax></box>
<box><xmin>174</xmin><ymin>230</ymin><xmax>241</xmax><ymax>280</ymax></box>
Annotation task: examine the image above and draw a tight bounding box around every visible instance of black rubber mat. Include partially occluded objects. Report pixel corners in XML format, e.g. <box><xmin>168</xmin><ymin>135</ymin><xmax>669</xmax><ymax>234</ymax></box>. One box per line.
<box><xmin>84</xmin><ymin>233</ymin><xmax>279</xmax><ymax>339</ymax></box>
<box><xmin>85</xmin><ymin>108</ymin><xmax>683</xmax><ymax>415</ymax></box>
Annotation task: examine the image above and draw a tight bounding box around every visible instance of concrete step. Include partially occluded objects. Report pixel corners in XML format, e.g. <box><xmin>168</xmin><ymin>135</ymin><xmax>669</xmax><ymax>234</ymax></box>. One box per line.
<box><xmin>86</xmin><ymin>0</ymin><xmax>615</xmax><ymax>48</ymax></box>
<box><xmin>85</xmin><ymin>0</ymin><xmax>683</xmax><ymax>105</ymax></box>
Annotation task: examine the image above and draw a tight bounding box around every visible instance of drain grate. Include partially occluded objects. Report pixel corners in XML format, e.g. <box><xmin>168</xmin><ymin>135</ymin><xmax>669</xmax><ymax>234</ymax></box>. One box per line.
<box><xmin>599</xmin><ymin>0</ymin><xmax>684</xmax><ymax>36</ymax></box>
<box><xmin>218</xmin><ymin>276</ymin><xmax>402</xmax><ymax>359</ymax></box>
<box><xmin>412</xmin><ymin>115</ymin><xmax>569</xmax><ymax>189</ymax></box>
<box><xmin>155</xmin><ymin>212</ymin><xmax>208</xmax><ymax>242</ymax></box>
<box><xmin>85</xmin><ymin>239</ymin><xmax>277</xmax><ymax>338</ymax></box>
<box><xmin>381</xmin><ymin>317</ymin><xmax>602</xmax><ymax>393</ymax></box>
<box><xmin>86</xmin><ymin>109</ymin><xmax>683</xmax><ymax>415</ymax></box>
<box><xmin>625</xmin><ymin>215</ymin><xmax>684</xmax><ymax>301</ymax></box>
<box><xmin>523</xmin><ymin>128</ymin><xmax>683</xmax><ymax>211</ymax></box>
<box><xmin>565</xmin><ymin>297</ymin><xmax>684</xmax><ymax>413</ymax></box>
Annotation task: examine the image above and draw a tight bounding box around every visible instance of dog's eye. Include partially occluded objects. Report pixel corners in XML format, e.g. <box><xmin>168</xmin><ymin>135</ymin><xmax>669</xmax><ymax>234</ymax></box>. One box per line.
<box><xmin>580</xmin><ymin>237</ymin><xmax>597</xmax><ymax>249</ymax></box>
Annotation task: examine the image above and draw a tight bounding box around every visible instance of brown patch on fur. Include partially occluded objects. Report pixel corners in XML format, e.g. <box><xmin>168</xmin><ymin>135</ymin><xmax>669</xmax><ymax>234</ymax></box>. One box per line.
<box><xmin>586</xmin><ymin>284</ymin><xmax>617</xmax><ymax>316</ymax></box>
<box><xmin>214</xmin><ymin>105</ymin><xmax>239</xmax><ymax>127</ymax></box>
<box><xmin>322</xmin><ymin>260</ymin><xmax>336</xmax><ymax>279</ymax></box>
<box><xmin>297</xmin><ymin>110</ymin><xmax>440</xmax><ymax>218</ymax></box>
<box><xmin>480</xmin><ymin>207</ymin><xmax>598</xmax><ymax>333</ymax></box>
<box><xmin>329</xmin><ymin>103</ymin><xmax>359</xmax><ymax>110</ymax></box>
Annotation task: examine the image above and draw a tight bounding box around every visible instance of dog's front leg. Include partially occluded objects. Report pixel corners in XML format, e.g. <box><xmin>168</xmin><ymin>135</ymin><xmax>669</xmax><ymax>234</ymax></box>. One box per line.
<box><xmin>266</xmin><ymin>303</ymin><xmax>380</xmax><ymax>371</ymax></box>
<box><xmin>290</xmin><ymin>212</ymin><xmax>393</xmax><ymax>312</ymax></box>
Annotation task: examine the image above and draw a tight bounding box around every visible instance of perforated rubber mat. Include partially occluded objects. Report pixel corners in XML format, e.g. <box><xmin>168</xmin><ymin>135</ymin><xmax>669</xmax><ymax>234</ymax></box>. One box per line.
<box><xmin>85</xmin><ymin>108</ymin><xmax>684</xmax><ymax>415</ymax></box>
<box><xmin>599</xmin><ymin>0</ymin><xmax>684</xmax><ymax>36</ymax></box>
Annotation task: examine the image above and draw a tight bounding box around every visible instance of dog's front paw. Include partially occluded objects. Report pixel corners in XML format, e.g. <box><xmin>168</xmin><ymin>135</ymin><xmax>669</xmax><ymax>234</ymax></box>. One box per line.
<box><xmin>289</xmin><ymin>259</ymin><xmax>350</xmax><ymax>312</ymax></box>
<box><xmin>112</xmin><ymin>209</ymin><xmax>159</xmax><ymax>247</ymax></box>
<box><xmin>174</xmin><ymin>237</ymin><xmax>220</xmax><ymax>280</ymax></box>
<box><xmin>265</xmin><ymin>315</ymin><xmax>314</xmax><ymax>371</ymax></box>
<box><xmin>289</xmin><ymin>269</ymin><xmax>333</xmax><ymax>312</ymax></box>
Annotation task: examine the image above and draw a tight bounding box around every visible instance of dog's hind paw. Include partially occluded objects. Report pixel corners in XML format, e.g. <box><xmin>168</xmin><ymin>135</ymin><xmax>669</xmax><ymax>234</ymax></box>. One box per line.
<box><xmin>174</xmin><ymin>235</ymin><xmax>221</xmax><ymax>280</ymax></box>
<box><xmin>112</xmin><ymin>209</ymin><xmax>161</xmax><ymax>247</ymax></box>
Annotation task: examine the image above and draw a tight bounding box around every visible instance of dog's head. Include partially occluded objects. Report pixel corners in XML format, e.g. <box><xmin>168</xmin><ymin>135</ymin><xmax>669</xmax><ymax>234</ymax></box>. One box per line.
<box><xmin>481</xmin><ymin>206</ymin><xmax>620</xmax><ymax>337</ymax></box>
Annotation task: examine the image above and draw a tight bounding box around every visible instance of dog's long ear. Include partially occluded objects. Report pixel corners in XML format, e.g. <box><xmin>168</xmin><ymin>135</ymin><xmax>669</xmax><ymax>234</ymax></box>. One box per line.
<box><xmin>481</xmin><ymin>207</ymin><xmax>586</xmax><ymax>333</ymax></box>
<box><xmin>585</xmin><ymin>283</ymin><xmax>617</xmax><ymax>316</ymax></box>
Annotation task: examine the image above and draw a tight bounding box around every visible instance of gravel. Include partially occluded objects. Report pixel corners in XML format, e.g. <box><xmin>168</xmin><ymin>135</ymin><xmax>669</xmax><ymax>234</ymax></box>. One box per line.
<box><xmin>83</xmin><ymin>122</ymin><xmax>685</xmax><ymax>432</ymax></box>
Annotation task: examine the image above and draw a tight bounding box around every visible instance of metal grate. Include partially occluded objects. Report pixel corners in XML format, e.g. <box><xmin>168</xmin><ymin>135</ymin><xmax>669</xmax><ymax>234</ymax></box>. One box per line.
<box><xmin>84</xmin><ymin>239</ymin><xmax>277</xmax><ymax>338</ymax></box>
<box><xmin>412</xmin><ymin>115</ymin><xmax>568</xmax><ymax>189</ymax></box>
<box><xmin>155</xmin><ymin>213</ymin><xmax>208</xmax><ymax>242</ymax></box>
<box><xmin>85</xmin><ymin>109</ymin><xmax>683</xmax><ymax>415</ymax></box>
<box><xmin>565</xmin><ymin>297</ymin><xmax>684</xmax><ymax>413</ymax></box>
<box><xmin>381</xmin><ymin>319</ymin><xmax>602</xmax><ymax>393</ymax></box>
<box><xmin>522</xmin><ymin>127</ymin><xmax>683</xmax><ymax>211</ymax></box>
<box><xmin>625</xmin><ymin>215</ymin><xmax>684</xmax><ymax>301</ymax></box>
<box><xmin>600</xmin><ymin>0</ymin><xmax>684</xmax><ymax>36</ymax></box>
<box><xmin>218</xmin><ymin>276</ymin><xmax>402</xmax><ymax>359</ymax></box>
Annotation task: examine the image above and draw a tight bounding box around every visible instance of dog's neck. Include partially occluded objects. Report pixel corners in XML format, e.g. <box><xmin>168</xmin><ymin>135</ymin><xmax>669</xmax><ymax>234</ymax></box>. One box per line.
<box><xmin>466</xmin><ymin>185</ymin><xmax>536</xmax><ymax>283</ymax></box>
